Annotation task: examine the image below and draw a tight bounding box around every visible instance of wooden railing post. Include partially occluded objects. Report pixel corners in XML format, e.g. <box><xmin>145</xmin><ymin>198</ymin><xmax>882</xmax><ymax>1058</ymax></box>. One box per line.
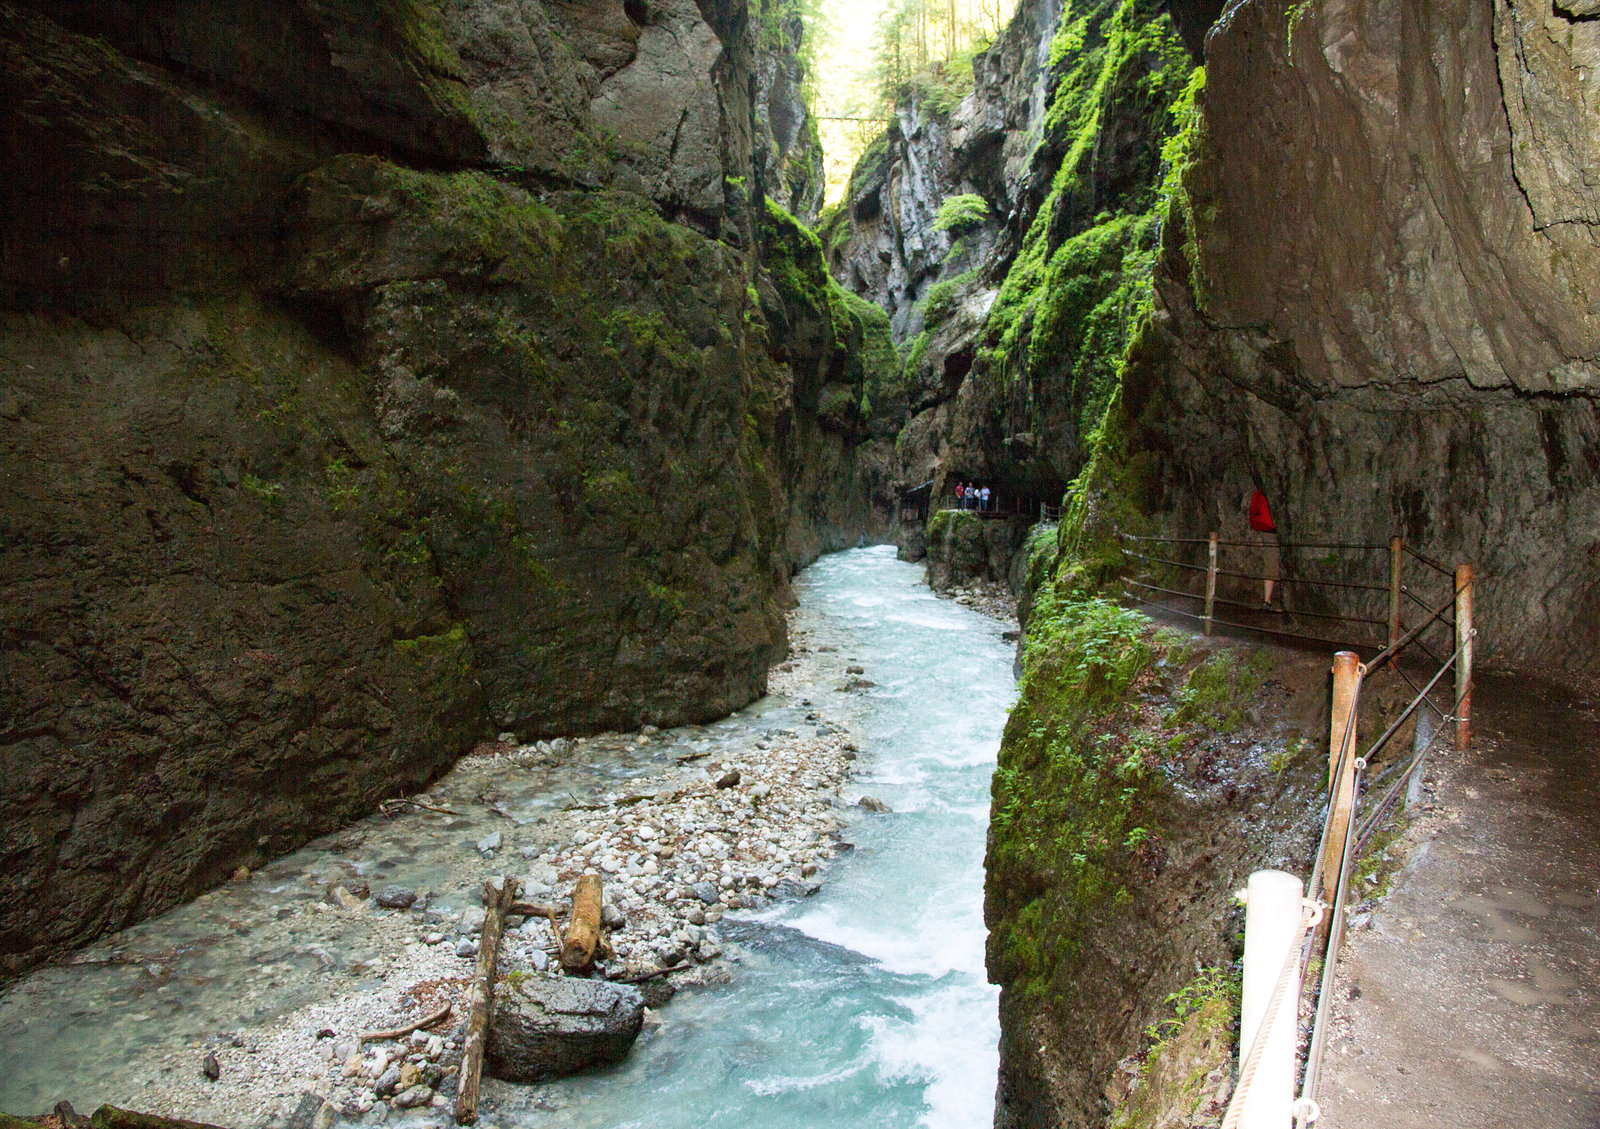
<box><xmin>1323</xmin><ymin>651</ymin><xmax>1361</xmax><ymax>905</ymax></box>
<box><xmin>1455</xmin><ymin>563</ymin><xmax>1473</xmax><ymax>750</ymax></box>
<box><xmin>1204</xmin><ymin>532</ymin><xmax>1219</xmax><ymax>636</ymax></box>
<box><xmin>1388</xmin><ymin>536</ymin><xmax>1403</xmax><ymax>655</ymax></box>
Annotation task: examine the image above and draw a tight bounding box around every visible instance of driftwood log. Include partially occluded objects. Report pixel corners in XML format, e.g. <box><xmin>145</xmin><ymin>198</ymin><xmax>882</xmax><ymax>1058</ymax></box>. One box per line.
<box><xmin>560</xmin><ymin>874</ymin><xmax>603</xmax><ymax>972</ymax></box>
<box><xmin>359</xmin><ymin>1001</ymin><xmax>451</xmax><ymax>1043</ymax></box>
<box><xmin>454</xmin><ymin>875</ymin><xmax>519</xmax><ymax>1125</ymax></box>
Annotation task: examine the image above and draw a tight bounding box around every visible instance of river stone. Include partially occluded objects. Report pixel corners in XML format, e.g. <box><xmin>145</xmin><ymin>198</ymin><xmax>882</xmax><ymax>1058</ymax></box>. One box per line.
<box><xmin>476</xmin><ymin>831</ymin><xmax>501</xmax><ymax>854</ymax></box>
<box><xmin>691</xmin><ymin>881</ymin><xmax>719</xmax><ymax>905</ymax></box>
<box><xmin>376</xmin><ymin>886</ymin><xmax>417</xmax><ymax>909</ymax></box>
<box><xmin>391</xmin><ymin>1084</ymin><xmax>434</xmax><ymax>1109</ymax></box>
<box><xmin>488</xmin><ymin>977</ymin><xmax>645</xmax><ymax>1083</ymax></box>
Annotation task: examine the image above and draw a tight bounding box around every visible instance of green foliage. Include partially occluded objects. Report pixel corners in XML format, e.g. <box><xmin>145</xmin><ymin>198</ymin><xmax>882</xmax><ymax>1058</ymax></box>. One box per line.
<box><xmin>988</xmin><ymin>589</ymin><xmax>1161</xmax><ymax>1005</ymax></box>
<box><xmin>920</xmin><ymin>269</ymin><xmax>977</xmax><ymax>328</ymax></box>
<box><xmin>975</xmin><ymin>0</ymin><xmax>1195</xmax><ymax>467</ymax></box>
<box><xmin>933</xmin><ymin>193</ymin><xmax>991</xmax><ymax>236</ymax></box>
<box><xmin>901</xmin><ymin>329</ymin><xmax>932</xmax><ymax>376</ymax></box>
<box><xmin>759</xmin><ymin>197</ymin><xmax>905</xmax><ymax>418</ymax></box>
<box><xmin>240</xmin><ymin>472</ymin><xmax>283</xmax><ymax>504</ymax></box>
<box><xmin>1157</xmin><ymin>65</ymin><xmax>1212</xmax><ymax>309</ymax></box>
<box><xmin>1142</xmin><ymin>965</ymin><xmax>1239</xmax><ymax>1052</ymax></box>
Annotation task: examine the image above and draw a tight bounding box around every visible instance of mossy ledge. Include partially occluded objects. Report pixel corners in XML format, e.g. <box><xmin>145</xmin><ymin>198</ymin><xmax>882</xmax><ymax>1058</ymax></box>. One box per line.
<box><xmin>985</xmin><ymin>565</ymin><xmax>1335</xmax><ymax>1126</ymax></box>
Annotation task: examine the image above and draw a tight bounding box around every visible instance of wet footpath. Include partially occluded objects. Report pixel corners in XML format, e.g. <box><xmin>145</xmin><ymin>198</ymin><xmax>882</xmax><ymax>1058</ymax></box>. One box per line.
<box><xmin>1320</xmin><ymin>671</ymin><xmax>1600</xmax><ymax>1127</ymax></box>
<box><xmin>0</xmin><ymin>546</ymin><xmax>1018</xmax><ymax>1129</ymax></box>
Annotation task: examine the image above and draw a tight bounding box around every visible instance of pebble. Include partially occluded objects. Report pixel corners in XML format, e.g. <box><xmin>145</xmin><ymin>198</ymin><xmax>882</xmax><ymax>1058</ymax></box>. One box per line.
<box><xmin>87</xmin><ymin>610</ymin><xmax>873</xmax><ymax>1127</ymax></box>
<box><xmin>391</xmin><ymin>1085</ymin><xmax>434</xmax><ymax>1110</ymax></box>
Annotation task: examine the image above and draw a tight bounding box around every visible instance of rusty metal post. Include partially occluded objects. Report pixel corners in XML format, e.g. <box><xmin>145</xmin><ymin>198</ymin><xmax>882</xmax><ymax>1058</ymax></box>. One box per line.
<box><xmin>1323</xmin><ymin>651</ymin><xmax>1361</xmax><ymax>906</ymax></box>
<box><xmin>1455</xmin><ymin>563</ymin><xmax>1473</xmax><ymax>751</ymax></box>
<box><xmin>1204</xmin><ymin>532</ymin><xmax>1219</xmax><ymax>636</ymax></box>
<box><xmin>1388</xmin><ymin>537</ymin><xmax>1403</xmax><ymax>656</ymax></box>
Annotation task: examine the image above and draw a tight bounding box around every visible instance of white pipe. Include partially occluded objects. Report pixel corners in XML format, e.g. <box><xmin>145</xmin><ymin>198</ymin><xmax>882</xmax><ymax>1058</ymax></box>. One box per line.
<box><xmin>1238</xmin><ymin>869</ymin><xmax>1305</xmax><ymax>1129</ymax></box>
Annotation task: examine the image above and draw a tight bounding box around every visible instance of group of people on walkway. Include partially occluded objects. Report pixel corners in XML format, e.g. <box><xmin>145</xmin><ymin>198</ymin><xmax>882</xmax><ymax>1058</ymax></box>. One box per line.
<box><xmin>954</xmin><ymin>482</ymin><xmax>993</xmax><ymax>511</ymax></box>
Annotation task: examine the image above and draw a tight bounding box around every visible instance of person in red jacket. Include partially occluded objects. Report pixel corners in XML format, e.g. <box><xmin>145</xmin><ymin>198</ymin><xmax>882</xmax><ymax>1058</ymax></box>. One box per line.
<box><xmin>1249</xmin><ymin>488</ymin><xmax>1280</xmax><ymax>607</ymax></box>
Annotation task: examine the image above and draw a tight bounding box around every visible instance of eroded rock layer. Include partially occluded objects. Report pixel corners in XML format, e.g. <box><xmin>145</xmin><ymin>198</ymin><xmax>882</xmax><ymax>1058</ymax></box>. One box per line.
<box><xmin>0</xmin><ymin>0</ymin><xmax>885</xmax><ymax>977</ymax></box>
<box><xmin>1130</xmin><ymin>0</ymin><xmax>1600</xmax><ymax>676</ymax></box>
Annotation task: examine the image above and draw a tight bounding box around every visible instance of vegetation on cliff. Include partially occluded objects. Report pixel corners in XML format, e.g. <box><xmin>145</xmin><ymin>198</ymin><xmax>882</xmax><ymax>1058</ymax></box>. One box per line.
<box><xmin>978</xmin><ymin>0</ymin><xmax>1193</xmax><ymax>451</ymax></box>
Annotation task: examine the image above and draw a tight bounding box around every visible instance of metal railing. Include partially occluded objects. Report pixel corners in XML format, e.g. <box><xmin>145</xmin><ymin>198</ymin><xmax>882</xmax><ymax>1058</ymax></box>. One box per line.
<box><xmin>1130</xmin><ymin>532</ymin><xmax>1479</xmax><ymax>1128</ymax></box>
<box><xmin>1117</xmin><ymin>532</ymin><xmax>1465</xmax><ymax>667</ymax></box>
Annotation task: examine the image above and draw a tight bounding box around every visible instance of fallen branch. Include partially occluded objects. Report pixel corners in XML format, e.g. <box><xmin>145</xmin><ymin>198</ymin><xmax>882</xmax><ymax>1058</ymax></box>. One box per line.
<box><xmin>455</xmin><ymin>876</ymin><xmax>519</xmax><ymax>1126</ymax></box>
<box><xmin>614</xmin><ymin>963</ymin><xmax>696</xmax><ymax>985</ymax></box>
<box><xmin>359</xmin><ymin>1001</ymin><xmax>452</xmax><ymax>1043</ymax></box>
<box><xmin>379</xmin><ymin>798</ymin><xmax>464</xmax><ymax>818</ymax></box>
<box><xmin>675</xmin><ymin>751</ymin><xmax>711</xmax><ymax>763</ymax></box>
<box><xmin>507</xmin><ymin>901</ymin><xmax>557</xmax><ymax>918</ymax></box>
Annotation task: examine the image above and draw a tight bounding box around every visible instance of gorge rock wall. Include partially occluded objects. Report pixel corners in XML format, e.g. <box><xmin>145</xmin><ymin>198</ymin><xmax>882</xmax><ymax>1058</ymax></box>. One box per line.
<box><xmin>0</xmin><ymin>0</ymin><xmax>890</xmax><ymax>978</ymax></box>
<box><xmin>826</xmin><ymin>0</ymin><xmax>1207</xmax><ymax>530</ymax></box>
<box><xmin>1118</xmin><ymin>0</ymin><xmax>1600</xmax><ymax>678</ymax></box>
<box><xmin>814</xmin><ymin>0</ymin><xmax>1600</xmax><ymax>1124</ymax></box>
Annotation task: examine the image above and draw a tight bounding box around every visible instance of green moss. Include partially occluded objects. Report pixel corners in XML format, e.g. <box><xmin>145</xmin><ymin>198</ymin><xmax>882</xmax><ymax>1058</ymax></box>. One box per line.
<box><xmin>987</xmin><ymin>567</ymin><xmax>1277</xmax><ymax>1022</ymax></box>
<box><xmin>90</xmin><ymin>1105</ymin><xmax>228</xmax><ymax>1129</ymax></box>
<box><xmin>759</xmin><ymin>196</ymin><xmax>904</xmax><ymax>425</ymax></box>
<box><xmin>382</xmin><ymin>165</ymin><xmax>566</xmax><ymax>272</ymax></box>
<box><xmin>933</xmin><ymin>193</ymin><xmax>991</xmax><ymax>236</ymax></box>
<box><xmin>975</xmin><ymin>0</ymin><xmax>1195</xmax><ymax>446</ymax></box>
<box><xmin>901</xmin><ymin>329</ymin><xmax>931</xmax><ymax>377</ymax></box>
<box><xmin>1166</xmin><ymin>648</ymin><xmax>1274</xmax><ymax>733</ymax></box>
<box><xmin>921</xmin><ymin>269</ymin><xmax>978</xmax><ymax>329</ymax></box>
<box><xmin>1352</xmin><ymin>819</ymin><xmax>1408</xmax><ymax>900</ymax></box>
<box><xmin>379</xmin><ymin>0</ymin><xmax>468</xmax><ymax>81</ymax></box>
<box><xmin>393</xmin><ymin>623</ymin><xmax>469</xmax><ymax>667</ymax></box>
<box><xmin>240</xmin><ymin>472</ymin><xmax>283</xmax><ymax>504</ymax></box>
<box><xmin>1156</xmin><ymin>66</ymin><xmax>1212</xmax><ymax>310</ymax></box>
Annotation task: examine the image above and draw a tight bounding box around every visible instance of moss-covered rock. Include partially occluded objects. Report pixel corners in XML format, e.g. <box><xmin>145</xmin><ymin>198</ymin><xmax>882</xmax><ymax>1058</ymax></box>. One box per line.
<box><xmin>986</xmin><ymin>574</ymin><xmax>1332</xmax><ymax>1127</ymax></box>
<box><xmin>0</xmin><ymin>2</ymin><xmax>903</xmax><ymax>981</ymax></box>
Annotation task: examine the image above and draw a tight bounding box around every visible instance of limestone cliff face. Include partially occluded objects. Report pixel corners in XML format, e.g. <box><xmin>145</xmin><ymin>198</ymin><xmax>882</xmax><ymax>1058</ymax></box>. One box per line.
<box><xmin>827</xmin><ymin>0</ymin><xmax>1204</xmax><ymax>538</ymax></box>
<box><xmin>818</xmin><ymin>0</ymin><xmax>1600</xmax><ymax>1125</ymax></box>
<box><xmin>0</xmin><ymin>0</ymin><xmax>888</xmax><ymax>977</ymax></box>
<box><xmin>1129</xmin><ymin>0</ymin><xmax>1600</xmax><ymax>676</ymax></box>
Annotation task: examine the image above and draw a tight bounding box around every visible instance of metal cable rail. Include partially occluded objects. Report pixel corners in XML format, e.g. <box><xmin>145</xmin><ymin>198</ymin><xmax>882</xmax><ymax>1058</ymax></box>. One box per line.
<box><xmin>1123</xmin><ymin>578</ymin><xmax>1389</xmax><ymax>627</ymax></box>
<box><xmin>1126</xmin><ymin>549</ymin><xmax>1395</xmax><ymax>593</ymax></box>
<box><xmin>1122</xmin><ymin>583</ymin><xmax>1389</xmax><ymax>651</ymax></box>
<box><xmin>1402</xmin><ymin>543</ymin><xmax>1454</xmax><ymax>576</ymax></box>
<box><xmin>1290</xmin><ymin>628</ymin><xmax>1471</xmax><ymax>1127</ymax></box>
<box><xmin>1121</xmin><ymin>533</ymin><xmax>1390</xmax><ymax>552</ymax></box>
<box><xmin>1201</xmin><ymin>575</ymin><xmax>1473</xmax><ymax>1128</ymax></box>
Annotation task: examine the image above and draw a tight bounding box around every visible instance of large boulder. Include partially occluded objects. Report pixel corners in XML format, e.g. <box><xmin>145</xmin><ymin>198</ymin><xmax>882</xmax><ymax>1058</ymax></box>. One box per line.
<box><xmin>488</xmin><ymin>976</ymin><xmax>645</xmax><ymax>1082</ymax></box>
